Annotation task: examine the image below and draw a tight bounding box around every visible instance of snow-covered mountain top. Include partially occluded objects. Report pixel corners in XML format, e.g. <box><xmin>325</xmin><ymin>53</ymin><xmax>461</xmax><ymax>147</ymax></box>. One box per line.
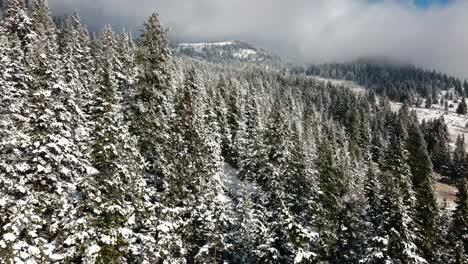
<box><xmin>171</xmin><ymin>40</ymin><xmax>281</xmax><ymax>64</ymax></box>
<box><xmin>177</xmin><ymin>41</ymin><xmax>237</xmax><ymax>47</ymax></box>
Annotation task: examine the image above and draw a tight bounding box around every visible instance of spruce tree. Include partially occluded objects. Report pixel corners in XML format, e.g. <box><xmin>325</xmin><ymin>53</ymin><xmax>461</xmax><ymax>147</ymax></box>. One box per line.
<box><xmin>450</xmin><ymin>172</ymin><xmax>468</xmax><ymax>260</ymax></box>
<box><xmin>131</xmin><ymin>13</ymin><xmax>174</xmax><ymax>187</ymax></box>
<box><xmin>0</xmin><ymin>1</ymin><xmax>91</xmax><ymax>262</ymax></box>
<box><xmin>315</xmin><ymin>123</ymin><xmax>352</xmax><ymax>262</ymax></box>
<box><xmin>166</xmin><ymin>68</ymin><xmax>226</xmax><ymax>262</ymax></box>
<box><xmin>60</xmin><ymin>26</ymin><xmax>156</xmax><ymax>263</ymax></box>
<box><xmin>378</xmin><ymin>129</ymin><xmax>422</xmax><ymax>263</ymax></box>
<box><xmin>457</xmin><ymin>97</ymin><xmax>467</xmax><ymax>115</ymax></box>
<box><xmin>452</xmin><ymin>135</ymin><xmax>466</xmax><ymax>183</ymax></box>
<box><xmin>406</xmin><ymin>113</ymin><xmax>441</xmax><ymax>262</ymax></box>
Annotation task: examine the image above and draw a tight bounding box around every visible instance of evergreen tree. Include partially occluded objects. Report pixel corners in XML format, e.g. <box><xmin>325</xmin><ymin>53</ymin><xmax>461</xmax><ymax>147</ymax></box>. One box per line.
<box><xmin>423</xmin><ymin>117</ymin><xmax>451</xmax><ymax>175</ymax></box>
<box><xmin>61</xmin><ymin>26</ymin><xmax>156</xmax><ymax>263</ymax></box>
<box><xmin>450</xmin><ymin>173</ymin><xmax>468</xmax><ymax>261</ymax></box>
<box><xmin>0</xmin><ymin>1</ymin><xmax>90</xmax><ymax>262</ymax></box>
<box><xmin>406</xmin><ymin>113</ymin><xmax>441</xmax><ymax>262</ymax></box>
<box><xmin>315</xmin><ymin>124</ymin><xmax>352</xmax><ymax>262</ymax></box>
<box><xmin>166</xmin><ymin>68</ymin><xmax>226</xmax><ymax>262</ymax></box>
<box><xmin>378</xmin><ymin>129</ymin><xmax>422</xmax><ymax>263</ymax></box>
<box><xmin>457</xmin><ymin>97</ymin><xmax>468</xmax><ymax>115</ymax></box>
<box><xmin>425</xmin><ymin>97</ymin><xmax>432</xmax><ymax>109</ymax></box>
<box><xmin>452</xmin><ymin>135</ymin><xmax>466</xmax><ymax>183</ymax></box>
<box><xmin>131</xmin><ymin>13</ymin><xmax>174</xmax><ymax>187</ymax></box>
<box><xmin>362</xmin><ymin>165</ymin><xmax>387</xmax><ymax>263</ymax></box>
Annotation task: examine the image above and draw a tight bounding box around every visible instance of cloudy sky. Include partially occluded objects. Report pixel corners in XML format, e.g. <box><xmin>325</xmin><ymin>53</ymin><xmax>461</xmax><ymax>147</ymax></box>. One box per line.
<box><xmin>48</xmin><ymin>0</ymin><xmax>468</xmax><ymax>78</ymax></box>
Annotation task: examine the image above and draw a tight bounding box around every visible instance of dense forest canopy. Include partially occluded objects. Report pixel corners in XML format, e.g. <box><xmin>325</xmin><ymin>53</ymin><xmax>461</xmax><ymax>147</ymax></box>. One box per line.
<box><xmin>297</xmin><ymin>61</ymin><xmax>468</xmax><ymax>103</ymax></box>
<box><xmin>0</xmin><ymin>0</ymin><xmax>467</xmax><ymax>263</ymax></box>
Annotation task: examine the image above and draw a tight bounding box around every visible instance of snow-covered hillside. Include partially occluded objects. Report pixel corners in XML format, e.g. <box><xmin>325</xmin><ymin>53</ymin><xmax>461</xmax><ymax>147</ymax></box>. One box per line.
<box><xmin>171</xmin><ymin>40</ymin><xmax>281</xmax><ymax>64</ymax></box>
<box><xmin>313</xmin><ymin>76</ymin><xmax>468</xmax><ymax>151</ymax></box>
<box><xmin>313</xmin><ymin>76</ymin><xmax>462</xmax><ymax>210</ymax></box>
<box><xmin>390</xmin><ymin>95</ymin><xmax>468</xmax><ymax>151</ymax></box>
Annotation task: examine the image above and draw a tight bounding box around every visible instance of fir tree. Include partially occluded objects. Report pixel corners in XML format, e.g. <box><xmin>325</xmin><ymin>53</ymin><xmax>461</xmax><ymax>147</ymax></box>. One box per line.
<box><xmin>452</xmin><ymin>135</ymin><xmax>466</xmax><ymax>183</ymax></box>
<box><xmin>450</xmin><ymin>173</ymin><xmax>468</xmax><ymax>260</ymax></box>
<box><xmin>166</xmin><ymin>68</ymin><xmax>226</xmax><ymax>262</ymax></box>
<box><xmin>457</xmin><ymin>97</ymin><xmax>468</xmax><ymax>115</ymax></box>
<box><xmin>131</xmin><ymin>13</ymin><xmax>174</xmax><ymax>187</ymax></box>
<box><xmin>61</xmin><ymin>26</ymin><xmax>156</xmax><ymax>263</ymax></box>
<box><xmin>406</xmin><ymin>112</ymin><xmax>441</xmax><ymax>262</ymax></box>
<box><xmin>378</xmin><ymin>129</ymin><xmax>422</xmax><ymax>263</ymax></box>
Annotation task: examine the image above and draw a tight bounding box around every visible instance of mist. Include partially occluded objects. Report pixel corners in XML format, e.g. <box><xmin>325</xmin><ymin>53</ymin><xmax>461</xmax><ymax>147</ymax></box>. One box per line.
<box><xmin>48</xmin><ymin>0</ymin><xmax>468</xmax><ymax>78</ymax></box>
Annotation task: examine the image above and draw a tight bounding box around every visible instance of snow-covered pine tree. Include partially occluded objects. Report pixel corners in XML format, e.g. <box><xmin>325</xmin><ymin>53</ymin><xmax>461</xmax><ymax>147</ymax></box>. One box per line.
<box><xmin>131</xmin><ymin>13</ymin><xmax>174</xmax><ymax>191</ymax></box>
<box><xmin>0</xmin><ymin>0</ymin><xmax>91</xmax><ymax>261</ymax></box>
<box><xmin>423</xmin><ymin>117</ymin><xmax>451</xmax><ymax>175</ymax></box>
<box><xmin>457</xmin><ymin>97</ymin><xmax>467</xmax><ymax>115</ymax></box>
<box><xmin>406</xmin><ymin>112</ymin><xmax>441</xmax><ymax>262</ymax></box>
<box><xmin>361</xmin><ymin>165</ymin><xmax>390</xmax><ymax>263</ymax></box>
<box><xmin>333</xmin><ymin>166</ymin><xmax>369</xmax><ymax>263</ymax></box>
<box><xmin>56</xmin><ymin>13</ymin><xmax>95</xmax><ymax>114</ymax></box>
<box><xmin>114</xmin><ymin>31</ymin><xmax>137</xmax><ymax>121</ymax></box>
<box><xmin>224</xmin><ymin>78</ymin><xmax>247</xmax><ymax>168</ymax></box>
<box><xmin>314</xmin><ymin>121</ymin><xmax>355</xmax><ymax>262</ymax></box>
<box><xmin>238</xmin><ymin>85</ymin><xmax>266</xmax><ymax>183</ymax></box>
<box><xmin>229</xmin><ymin>186</ymin><xmax>268</xmax><ymax>263</ymax></box>
<box><xmin>378</xmin><ymin>126</ymin><xmax>424</xmax><ymax>263</ymax></box>
<box><xmin>161</xmin><ymin>68</ymin><xmax>226</xmax><ymax>263</ymax></box>
<box><xmin>452</xmin><ymin>135</ymin><xmax>466</xmax><ymax>183</ymax></box>
<box><xmin>249</xmin><ymin>97</ymin><xmax>294</xmax><ymax>263</ymax></box>
<box><xmin>60</xmin><ymin>26</ymin><xmax>156</xmax><ymax>263</ymax></box>
<box><xmin>450</xmin><ymin>170</ymin><xmax>468</xmax><ymax>261</ymax></box>
<box><xmin>211</xmin><ymin>76</ymin><xmax>232</xmax><ymax>162</ymax></box>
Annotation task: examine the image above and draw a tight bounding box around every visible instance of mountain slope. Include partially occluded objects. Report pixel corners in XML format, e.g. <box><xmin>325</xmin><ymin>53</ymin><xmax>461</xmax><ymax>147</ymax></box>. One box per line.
<box><xmin>171</xmin><ymin>40</ymin><xmax>281</xmax><ymax>64</ymax></box>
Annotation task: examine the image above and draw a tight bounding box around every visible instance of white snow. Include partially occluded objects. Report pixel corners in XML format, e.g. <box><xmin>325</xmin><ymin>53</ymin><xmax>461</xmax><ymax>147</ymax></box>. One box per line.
<box><xmin>177</xmin><ymin>41</ymin><xmax>236</xmax><ymax>52</ymax></box>
<box><xmin>15</xmin><ymin>163</ymin><xmax>30</xmax><ymax>173</ymax></box>
<box><xmin>233</xmin><ymin>49</ymin><xmax>257</xmax><ymax>59</ymax></box>
<box><xmin>120</xmin><ymin>228</ymin><xmax>132</xmax><ymax>239</ymax></box>
<box><xmin>17</xmin><ymin>186</ymin><xmax>26</xmax><ymax>194</ymax></box>
<box><xmin>88</xmin><ymin>244</ymin><xmax>101</xmax><ymax>255</ymax></box>
<box><xmin>311</xmin><ymin>76</ymin><xmax>367</xmax><ymax>94</ymax></box>
<box><xmin>221</xmin><ymin>163</ymin><xmax>258</xmax><ymax>199</ymax></box>
<box><xmin>28</xmin><ymin>246</ymin><xmax>40</xmax><ymax>256</ymax></box>
<box><xmin>157</xmin><ymin>222</ymin><xmax>172</xmax><ymax>233</ymax></box>
<box><xmin>391</xmin><ymin>101</ymin><xmax>468</xmax><ymax>151</ymax></box>
<box><xmin>64</xmin><ymin>236</ymin><xmax>74</xmax><ymax>246</ymax></box>
<box><xmin>0</xmin><ymin>197</ymin><xmax>7</xmax><ymax>207</ymax></box>
<box><xmin>294</xmin><ymin>249</ymin><xmax>315</xmax><ymax>263</ymax></box>
<box><xmin>100</xmin><ymin>235</ymin><xmax>113</xmax><ymax>245</ymax></box>
<box><xmin>86</xmin><ymin>166</ymin><xmax>99</xmax><ymax>176</ymax></box>
<box><xmin>3</xmin><ymin>233</ymin><xmax>16</xmax><ymax>242</ymax></box>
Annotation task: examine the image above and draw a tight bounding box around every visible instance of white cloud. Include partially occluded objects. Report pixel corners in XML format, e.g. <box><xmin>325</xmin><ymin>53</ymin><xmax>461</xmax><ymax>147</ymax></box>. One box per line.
<box><xmin>48</xmin><ymin>0</ymin><xmax>468</xmax><ymax>78</ymax></box>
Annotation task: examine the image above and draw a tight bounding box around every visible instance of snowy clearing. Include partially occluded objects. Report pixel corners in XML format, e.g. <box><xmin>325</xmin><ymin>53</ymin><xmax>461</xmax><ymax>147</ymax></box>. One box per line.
<box><xmin>311</xmin><ymin>76</ymin><xmax>367</xmax><ymax>94</ymax></box>
<box><xmin>390</xmin><ymin>101</ymin><xmax>468</xmax><ymax>151</ymax></box>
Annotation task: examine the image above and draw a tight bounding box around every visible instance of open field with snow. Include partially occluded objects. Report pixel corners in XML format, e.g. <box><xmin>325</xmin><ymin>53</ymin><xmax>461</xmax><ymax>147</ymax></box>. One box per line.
<box><xmin>390</xmin><ymin>100</ymin><xmax>468</xmax><ymax>151</ymax></box>
<box><xmin>311</xmin><ymin>76</ymin><xmax>367</xmax><ymax>94</ymax></box>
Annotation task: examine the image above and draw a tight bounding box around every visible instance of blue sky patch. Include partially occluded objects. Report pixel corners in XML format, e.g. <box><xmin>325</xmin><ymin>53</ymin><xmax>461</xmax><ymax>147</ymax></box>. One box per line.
<box><xmin>415</xmin><ymin>0</ymin><xmax>452</xmax><ymax>8</ymax></box>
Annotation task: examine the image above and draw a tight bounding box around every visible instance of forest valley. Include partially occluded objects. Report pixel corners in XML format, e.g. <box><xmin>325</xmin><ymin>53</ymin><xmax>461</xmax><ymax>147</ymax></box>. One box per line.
<box><xmin>0</xmin><ymin>0</ymin><xmax>467</xmax><ymax>263</ymax></box>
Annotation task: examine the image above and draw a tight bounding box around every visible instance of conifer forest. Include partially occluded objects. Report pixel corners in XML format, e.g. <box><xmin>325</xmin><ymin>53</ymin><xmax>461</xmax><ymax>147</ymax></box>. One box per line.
<box><xmin>0</xmin><ymin>0</ymin><xmax>467</xmax><ymax>263</ymax></box>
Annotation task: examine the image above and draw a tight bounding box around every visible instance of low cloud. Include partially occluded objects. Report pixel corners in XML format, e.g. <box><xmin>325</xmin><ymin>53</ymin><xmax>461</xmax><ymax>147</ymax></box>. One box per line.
<box><xmin>49</xmin><ymin>0</ymin><xmax>468</xmax><ymax>78</ymax></box>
